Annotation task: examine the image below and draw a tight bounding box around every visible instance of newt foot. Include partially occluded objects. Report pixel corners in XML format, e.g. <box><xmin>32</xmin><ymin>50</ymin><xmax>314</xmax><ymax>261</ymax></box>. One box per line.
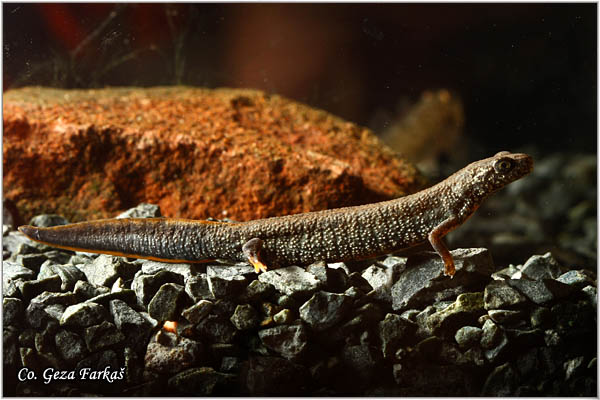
<box><xmin>242</xmin><ymin>238</ymin><xmax>268</xmax><ymax>273</ymax></box>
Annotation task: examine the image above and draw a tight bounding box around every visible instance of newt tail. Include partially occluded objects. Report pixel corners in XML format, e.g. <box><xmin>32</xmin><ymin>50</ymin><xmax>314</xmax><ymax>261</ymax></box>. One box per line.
<box><xmin>19</xmin><ymin>151</ymin><xmax>533</xmax><ymax>276</ymax></box>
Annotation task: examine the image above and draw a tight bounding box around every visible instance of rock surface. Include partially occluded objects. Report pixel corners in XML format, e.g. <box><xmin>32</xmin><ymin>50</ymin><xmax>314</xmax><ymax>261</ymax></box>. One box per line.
<box><xmin>3</xmin><ymin>86</ymin><xmax>422</xmax><ymax>222</ymax></box>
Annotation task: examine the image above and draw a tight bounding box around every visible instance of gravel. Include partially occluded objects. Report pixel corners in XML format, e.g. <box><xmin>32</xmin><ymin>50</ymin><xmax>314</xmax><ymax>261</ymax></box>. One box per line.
<box><xmin>3</xmin><ymin>196</ymin><xmax>596</xmax><ymax>396</ymax></box>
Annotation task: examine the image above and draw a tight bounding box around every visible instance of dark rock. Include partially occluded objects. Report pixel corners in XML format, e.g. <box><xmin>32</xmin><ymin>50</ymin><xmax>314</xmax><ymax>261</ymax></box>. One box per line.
<box><xmin>60</xmin><ymin>303</ymin><xmax>108</xmax><ymax>328</ymax></box>
<box><xmin>240</xmin><ymin>279</ymin><xmax>275</xmax><ymax>303</ymax></box>
<box><xmin>132</xmin><ymin>270</ymin><xmax>184</xmax><ymax>307</ymax></box>
<box><xmin>556</xmin><ymin>269</ymin><xmax>596</xmax><ymax>289</ymax></box>
<box><xmin>85</xmin><ymin>289</ymin><xmax>137</xmax><ymax>308</ymax></box>
<box><xmin>116</xmin><ymin>203</ymin><xmax>161</xmax><ymax>219</ymax></box>
<box><xmin>79</xmin><ymin>255</ymin><xmax>139</xmax><ymax>287</ymax></box>
<box><xmin>185</xmin><ymin>273</ymin><xmax>213</xmax><ymax>302</ymax></box>
<box><xmin>30</xmin><ymin>291</ymin><xmax>77</xmax><ymax>306</ymax></box>
<box><xmin>3</xmin><ymin>297</ymin><xmax>23</xmax><ymax>325</ymax></box>
<box><xmin>230</xmin><ymin>304</ymin><xmax>260</xmax><ymax>330</ymax></box>
<box><xmin>243</xmin><ymin>356</ymin><xmax>309</xmax><ymax>396</ymax></box>
<box><xmin>144</xmin><ymin>331</ymin><xmax>203</xmax><ymax>375</ymax></box>
<box><xmin>530</xmin><ymin>306</ymin><xmax>552</xmax><ymax>328</ymax></box>
<box><xmin>341</xmin><ymin>342</ymin><xmax>379</xmax><ymax>383</ymax></box>
<box><xmin>13</xmin><ymin>253</ymin><xmax>48</xmax><ymax>272</ymax></box>
<box><xmin>378</xmin><ymin>313</ymin><xmax>418</xmax><ymax>359</ymax></box>
<box><xmin>25</xmin><ymin>302</ymin><xmax>65</xmax><ymax>328</ymax></box>
<box><xmin>482</xmin><ymin>362</ymin><xmax>518</xmax><ymax>396</ymax></box>
<box><xmin>391</xmin><ymin>248</ymin><xmax>493</xmax><ymax>311</ymax></box>
<box><xmin>168</xmin><ymin>366</ymin><xmax>236</xmax><ymax>395</ymax></box>
<box><xmin>41</xmin><ymin>250</ymin><xmax>73</xmax><ymax>265</ymax></box>
<box><xmin>507</xmin><ymin>278</ymin><xmax>574</xmax><ymax>305</ymax></box>
<box><xmin>140</xmin><ymin>260</ymin><xmax>195</xmax><ymax>281</ymax></box>
<box><xmin>520</xmin><ymin>252</ymin><xmax>563</xmax><ymax>280</ymax></box>
<box><xmin>109</xmin><ymin>300</ymin><xmax>153</xmax><ymax>352</ymax></box>
<box><xmin>581</xmin><ymin>285</ymin><xmax>597</xmax><ymax>309</ymax></box>
<box><xmin>426</xmin><ymin>292</ymin><xmax>485</xmax><ymax>337</ymax></box>
<box><xmin>361</xmin><ymin>264</ymin><xmax>393</xmax><ymax>301</ymax></box>
<box><xmin>182</xmin><ymin>300</ymin><xmax>213</xmax><ymax>324</ymax></box>
<box><xmin>18</xmin><ymin>275</ymin><xmax>62</xmax><ymax>301</ymax></box>
<box><xmin>29</xmin><ymin>214</ymin><xmax>69</xmax><ymax>227</ymax></box>
<box><xmin>258</xmin><ymin>266</ymin><xmax>320</xmax><ymax>297</ymax></box>
<box><xmin>221</xmin><ymin>356</ymin><xmax>242</xmax><ymax>373</ymax></box>
<box><xmin>73</xmin><ymin>281</ymin><xmax>109</xmax><ymax>301</ymax></box>
<box><xmin>55</xmin><ymin>330</ymin><xmax>87</xmax><ymax>364</ymax></box>
<box><xmin>3</xmin><ymin>277</ymin><xmax>22</xmax><ymax>298</ymax></box>
<box><xmin>3</xmin><ymin>260</ymin><xmax>35</xmax><ymax>283</ymax></box>
<box><xmin>299</xmin><ymin>291</ymin><xmax>352</xmax><ymax>331</ymax></box>
<box><xmin>392</xmin><ymin>362</ymin><xmax>476</xmax><ymax>396</ymax></box>
<box><xmin>84</xmin><ymin>321</ymin><xmax>125</xmax><ymax>352</ymax></box>
<box><xmin>276</xmin><ymin>295</ymin><xmax>299</xmax><ymax>309</ymax></box>
<box><xmin>273</xmin><ymin>309</ymin><xmax>294</xmax><ymax>324</ymax></box>
<box><xmin>480</xmin><ymin>319</ymin><xmax>503</xmax><ymax>349</ymax></box>
<box><xmin>4</xmin><ymin>329</ymin><xmax>21</xmax><ymax>370</ymax></box>
<box><xmin>488</xmin><ymin>309</ymin><xmax>524</xmax><ymax>324</ymax></box>
<box><xmin>148</xmin><ymin>283</ymin><xmax>186</xmax><ymax>321</ymax></box>
<box><xmin>207</xmin><ymin>264</ymin><xmax>254</xmax><ymax>298</ymax></box>
<box><xmin>414</xmin><ymin>305</ymin><xmax>437</xmax><ymax>339</ymax></box>
<box><xmin>38</xmin><ymin>263</ymin><xmax>85</xmax><ymax>291</ymax></box>
<box><xmin>258</xmin><ymin>324</ymin><xmax>308</xmax><ymax>360</ymax></box>
<box><xmin>347</xmin><ymin>272</ymin><xmax>373</xmax><ymax>293</ymax></box>
<box><xmin>505</xmin><ymin>328</ymin><xmax>544</xmax><ymax>348</ymax></box>
<box><xmin>454</xmin><ymin>326</ymin><xmax>482</xmax><ymax>349</ymax></box>
<box><xmin>544</xmin><ymin>329</ymin><xmax>562</xmax><ymax>347</ymax></box>
<box><xmin>484</xmin><ymin>280</ymin><xmax>529</xmax><ymax>310</ymax></box>
<box><xmin>196</xmin><ymin>314</ymin><xmax>237</xmax><ymax>344</ymax></box>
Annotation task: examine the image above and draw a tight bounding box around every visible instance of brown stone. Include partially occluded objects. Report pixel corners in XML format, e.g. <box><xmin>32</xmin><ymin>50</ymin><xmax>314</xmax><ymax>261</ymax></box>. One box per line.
<box><xmin>3</xmin><ymin>86</ymin><xmax>423</xmax><ymax>222</ymax></box>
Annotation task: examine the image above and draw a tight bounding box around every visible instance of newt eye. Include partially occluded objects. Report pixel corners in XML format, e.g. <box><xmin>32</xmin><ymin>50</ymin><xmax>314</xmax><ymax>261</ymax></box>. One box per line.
<box><xmin>494</xmin><ymin>158</ymin><xmax>514</xmax><ymax>173</ymax></box>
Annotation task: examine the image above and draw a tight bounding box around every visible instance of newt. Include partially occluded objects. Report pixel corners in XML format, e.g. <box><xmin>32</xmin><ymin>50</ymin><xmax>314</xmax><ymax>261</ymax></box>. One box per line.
<box><xmin>19</xmin><ymin>151</ymin><xmax>533</xmax><ymax>277</ymax></box>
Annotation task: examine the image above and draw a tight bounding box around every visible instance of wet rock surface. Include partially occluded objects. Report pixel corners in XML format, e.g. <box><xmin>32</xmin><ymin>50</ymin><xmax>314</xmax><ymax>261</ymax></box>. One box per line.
<box><xmin>2</xmin><ymin>199</ymin><xmax>596</xmax><ymax>396</ymax></box>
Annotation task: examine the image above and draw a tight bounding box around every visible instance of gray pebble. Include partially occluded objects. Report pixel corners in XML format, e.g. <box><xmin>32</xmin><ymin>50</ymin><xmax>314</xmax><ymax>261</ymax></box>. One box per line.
<box><xmin>42</xmin><ymin>250</ymin><xmax>73</xmax><ymax>266</ymax></box>
<box><xmin>84</xmin><ymin>321</ymin><xmax>125</xmax><ymax>352</ymax></box>
<box><xmin>273</xmin><ymin>309</ymin><xmax>294</xmax><ymax>325</ymax></box>
<box><xmin>30</xmin><ymin>291</ymin><xmax>77</xmax><ymax>306</ymax></box>
<box><xmin>230</xmin><ymin>304</ymin><xmax>260</xmax><ymax>330</ymax></box>
<box><xmin>182</xmin><ymin>300</ymin><xmax>213</xmax><ymax>324</ymax></box>
<box><xmin>29</xmin><ymin>214</ymin><xmax>69</xmax><ymax>227</ymax></box>
<box><xmin>85</xmin><ymin>289</ymin><xmax>137</xmax><ymax>307</ymax></box>
<box><xmin>378</xmin><ymin>313</ymin><xmax>418</xmax><ymax>359</ymax></box>
<box><xmin>141</xmin><ymin>260</ymin><xmax>195</xmax><ymax>281</ymax></box>
<box><xmin>299</xmin><ymin>291</ymin><xmax>352</xmax><ymax>331</ymax></box>
<box><xmin>25</xmin><ymin>302</ymin><xmax>65</xmax><ymax>328</ymax></box>
<box><xmin>240</xmin><ymin>280</ymin><xmax>275</xmax><ymax>303</ymax></box>
<box><xmin>73</xmin><ymin>280</ymin><xmax>110</xmax><ymax>300</ymax></box>
<box><xmin>54</xmin><ymin>330</ymin><xmax>87</xmax><ymax>363</ymax></box>
<box><xmin>3</xmin><ymin>297</ymin><xmax>23</xmax><ymax>326</ymax></box>
<box><xmin>116</xmin><ymin>203</ymin><xmax>161</xmax><ymax>219</ymax></box>
<box><xmin>258</xmin><ymin>266</ymin><xmax>320</xmax><ymax>297</ymax></box>
<box><xmin>520</xmin><ymin>252</ymin><xmax>563</xmax><ymax>280</ymax></box>
<box><xmin>207</xmin><ymin>264</ymin><xmax>254</xmax><ymax>299</ymax></box>
<box><xmin>168</xmin><ymin>366</ymin><xmax>235</xmax><ymax>396</ymax></box>
<box><xmin>144</xmin><ymin>331</ymin><xmax>203</xmax><ymax>375</ymax></box>
<box><xmin>38</xmin><ymin>263</ymin><xmax>85</xmax><ymax>291</ymax></box>
<box><xmin>185</xmin><ymin>273</ymin><xmax>213</xmax><ymax>303</ymax></box>
<box><xmin>507</xmin><ymin>279</ymin><xmax>574</xmax><ymax>305</ymax></box>
<box><xmin>79</xmin><ymin>254</ymin><xmax>139</xmax><ymax>287</ymax></box>
<box><xmin>148</xmin><ymin>283</ymin><xmax>186</xmax><ymax>321</ymax></box>
<box><xmin>196</xmin><ymin>314</ymin><xmax>237</xmax><ymax>344</ymax></box>
<box><xmin>60</xmin><ymin>302</ymin><xmax>108</xmax><ymax>327</ymax></box>
<box><xmin>12</xmin><ymin>253</ymin><xmax>48</xmax><ymax>272</ymax></box>
<box><xmin>3</xmin><ymin>260</ymin><xmax>36</xmax><ymax>281</ymax></box>
<box><xmin>482</xmin><ymin>362</ymin><xmax>518</xmax><ymax>396</ymax></box>
<box><xmin>132</xmin><ymin>270</ymin><xmax>184</xmax><ymax>307</ymax></box>
<box><xmin>258</xmin><ymin>324</ymin><xmax>308</xmax><ymax>360</ymax></box>
<box><xmin>556</xmin><ymin>269</ymin><xmax>596</xmax><ymax>289</ymax></box>
<box><xmin>18</xmin><ymin>275</ymin><xmax>62</xmax><ymax>301</ymax></box>
<box><xmin>581</xmin><ymin>285</ymin><xmax>597</xmax><ymax>309</ymax></box>
<box><xmin>484</xmin><ymin>281</ymin><xmax>528</xmax><ymax>310</ymax></box>
<box><xmin>488</xmin><ymin>309</ymin><xmax>524</xmax><ymax>324</ymax></box>
<box><xmin>454</xmin><ymin>326</ymin><xmax>483</xmax><ymax>349</ymax></box>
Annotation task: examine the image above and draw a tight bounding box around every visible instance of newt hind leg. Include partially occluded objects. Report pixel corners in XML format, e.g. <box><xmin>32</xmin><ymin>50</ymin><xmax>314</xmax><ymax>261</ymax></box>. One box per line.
<box><xmin>242</xmin><ymin>238</ymin><xmax>269</xmax><ymax>273</ymax></box>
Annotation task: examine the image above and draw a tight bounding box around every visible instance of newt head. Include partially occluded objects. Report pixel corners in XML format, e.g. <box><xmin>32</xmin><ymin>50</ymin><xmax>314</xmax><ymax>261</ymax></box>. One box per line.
<box><xmin>461</xmin><ymin>151</ymin><xmax>534</xmax><ymax>196</ymax></box>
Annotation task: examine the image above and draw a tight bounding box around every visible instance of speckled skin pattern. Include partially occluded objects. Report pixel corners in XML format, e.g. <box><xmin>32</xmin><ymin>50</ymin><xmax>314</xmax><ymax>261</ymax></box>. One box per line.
<box><xmin>19</xmin><ymin>152</ymin><xmax>533</xmax><ymax>271</ymax></box>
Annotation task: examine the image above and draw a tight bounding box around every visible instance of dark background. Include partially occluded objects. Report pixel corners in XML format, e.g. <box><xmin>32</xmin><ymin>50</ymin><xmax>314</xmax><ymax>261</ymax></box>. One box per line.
<box><xmin>3</xmin><ymin>3</ymin><xmax>597</xmax><ymax>154</ymax></box>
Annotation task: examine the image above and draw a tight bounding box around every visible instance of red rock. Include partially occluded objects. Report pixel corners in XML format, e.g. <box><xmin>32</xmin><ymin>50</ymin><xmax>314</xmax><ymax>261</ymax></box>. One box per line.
<box><xmin>3</xmin><ymin>87</ymin><xmax>423</xmax><ymax>222</ymax></box>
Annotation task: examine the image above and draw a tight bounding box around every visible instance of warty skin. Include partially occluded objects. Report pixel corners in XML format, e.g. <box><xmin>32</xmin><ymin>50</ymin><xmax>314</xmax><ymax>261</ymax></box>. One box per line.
<box><xmin>19</xmin><ymin>151</ymin><xmax>533</xmax><ymax>276</ymax></box>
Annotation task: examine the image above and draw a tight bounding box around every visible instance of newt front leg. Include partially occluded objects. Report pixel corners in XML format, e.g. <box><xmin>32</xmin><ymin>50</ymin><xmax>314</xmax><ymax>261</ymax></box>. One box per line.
<box><xmin>428</xmin><ymin>216</ymin><xmax>459</xmax><ymax>277</ymax></box>
<box><xmin>242</xmin><ymin>238</ymin><xmax>269</xmax><ymax>273</ymax></box>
